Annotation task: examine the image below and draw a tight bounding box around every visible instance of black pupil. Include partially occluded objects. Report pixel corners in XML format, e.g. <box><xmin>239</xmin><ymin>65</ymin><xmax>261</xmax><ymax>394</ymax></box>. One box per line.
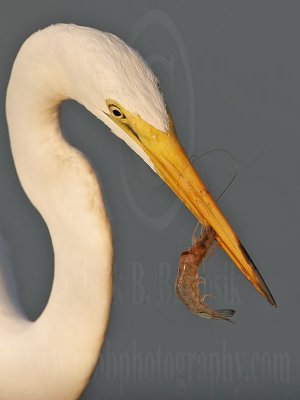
<box><xmin>113</xmin><ymin>108</ymin><xmax>122</xmax><ymax>117</ymax></box>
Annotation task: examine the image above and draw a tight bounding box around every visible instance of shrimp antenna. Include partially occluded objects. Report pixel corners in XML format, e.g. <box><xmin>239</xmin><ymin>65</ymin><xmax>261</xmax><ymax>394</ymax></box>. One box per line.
<box><xmin>189</xmin><ymin>148</ymin><xmax>239</xmax><ymax>202</ymax></box>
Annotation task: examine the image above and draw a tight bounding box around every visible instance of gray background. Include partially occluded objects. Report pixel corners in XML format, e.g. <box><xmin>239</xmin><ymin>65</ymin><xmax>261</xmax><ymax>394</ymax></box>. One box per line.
<box><xmin>0</xmin><ymin>0</ymin><xmax>297</xmax><ymax>399</ymax></box>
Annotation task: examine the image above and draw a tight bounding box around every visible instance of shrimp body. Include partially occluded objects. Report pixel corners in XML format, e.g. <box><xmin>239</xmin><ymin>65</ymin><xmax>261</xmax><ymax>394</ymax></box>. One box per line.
<box><xmin>176</xmin><ymin>227</ymin><xmax>235</xmax><ymax>322</ymax></box>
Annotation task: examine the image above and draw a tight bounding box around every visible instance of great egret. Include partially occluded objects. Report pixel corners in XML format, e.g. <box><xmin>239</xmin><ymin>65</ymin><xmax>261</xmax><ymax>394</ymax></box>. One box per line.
<box><xmin>0</xmin><ymin>24</ymin><xmax>275</xmax><ymax>400</ymax></box>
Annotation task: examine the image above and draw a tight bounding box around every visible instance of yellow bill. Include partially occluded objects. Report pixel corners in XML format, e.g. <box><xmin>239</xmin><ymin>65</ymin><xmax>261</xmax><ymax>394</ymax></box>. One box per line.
<box><xmin>106</xmin><ymin>100</ymin><xmax>276</xmax><ymax>307</ymax></box>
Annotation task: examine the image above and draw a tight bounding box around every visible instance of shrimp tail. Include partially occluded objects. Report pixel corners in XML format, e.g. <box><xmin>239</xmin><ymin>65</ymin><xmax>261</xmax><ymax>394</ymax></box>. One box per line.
<box><xmin>213</xmin><ymin>308</ymin><xmax>236</xmax><ymax>322</ymax></box>
<box><xmin>215</xmin><ymin>309</ymin><xmax>235</xmax><ymax>318</ymax></box>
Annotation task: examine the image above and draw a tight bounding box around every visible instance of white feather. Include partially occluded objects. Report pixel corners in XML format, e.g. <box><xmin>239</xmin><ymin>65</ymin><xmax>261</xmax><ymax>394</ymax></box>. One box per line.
<box><xmin>2</xmin><ymin>23</ymin><xmax>171</xmax><ymax>399</ymax></box>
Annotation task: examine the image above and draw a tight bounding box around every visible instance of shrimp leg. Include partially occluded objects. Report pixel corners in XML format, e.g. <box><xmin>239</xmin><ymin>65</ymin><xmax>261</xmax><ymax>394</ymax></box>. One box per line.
<box><xmin>176</xmin><ymin>227</ymin><xmax>235</xmax><ymax>322</ymax></box>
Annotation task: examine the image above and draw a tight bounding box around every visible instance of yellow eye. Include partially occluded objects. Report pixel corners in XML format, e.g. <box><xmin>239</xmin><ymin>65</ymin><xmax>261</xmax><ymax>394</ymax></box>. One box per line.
<box><xmin>108</xmin><ymin>104</ymin><xmax>125</xmax><ymax>119</ymax></box>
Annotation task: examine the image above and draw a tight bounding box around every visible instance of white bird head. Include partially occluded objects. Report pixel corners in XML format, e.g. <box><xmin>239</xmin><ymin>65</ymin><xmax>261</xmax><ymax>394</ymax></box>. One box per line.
<box><xmin>55</xmin><ymin>25</ymin><xmax>170</xmax><ymax>168</ymax></box>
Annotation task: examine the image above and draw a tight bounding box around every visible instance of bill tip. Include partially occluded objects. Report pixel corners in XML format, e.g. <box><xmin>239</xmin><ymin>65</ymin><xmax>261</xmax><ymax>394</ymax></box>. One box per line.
<box><xmin>239</xmin><ymin>242</ymin><xmax>277</xmax><ymax>308</ymax></box>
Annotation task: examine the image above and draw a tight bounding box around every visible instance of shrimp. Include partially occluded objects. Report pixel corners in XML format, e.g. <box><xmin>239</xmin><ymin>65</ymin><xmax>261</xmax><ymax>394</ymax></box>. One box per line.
<box><xmin>176</xmin><ymin>227</ymin><xmax>235</xmax><ymax>322</ymax></box>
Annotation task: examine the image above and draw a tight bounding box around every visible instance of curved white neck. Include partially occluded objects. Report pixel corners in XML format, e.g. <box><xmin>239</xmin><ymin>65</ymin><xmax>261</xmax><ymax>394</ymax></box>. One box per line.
<box><xmin>2</xmin><ymin>26</ymin><xmax>113</xmax><ymax>400</ymax></box>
